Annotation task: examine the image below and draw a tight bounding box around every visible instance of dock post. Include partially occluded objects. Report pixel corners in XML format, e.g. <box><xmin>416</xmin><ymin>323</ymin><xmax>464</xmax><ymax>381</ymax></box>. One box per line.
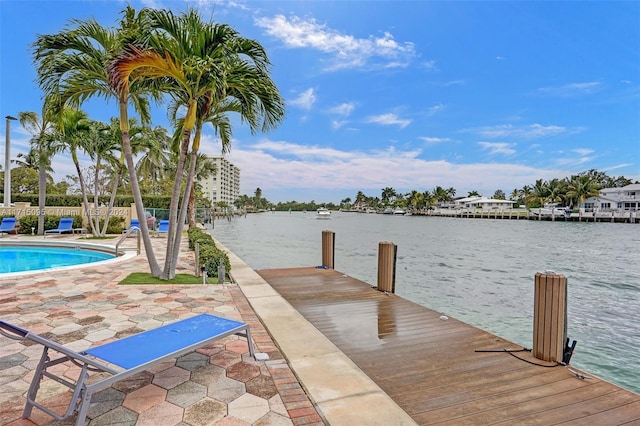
<box><xmin>533</xmin><ymin>272</ymin><xmax>567</xmax><ymax>363</ymax></box>
<box><xmin>377</xmin><ymin>242</ymin><xmax>397</xmax><ymax>293</ymax></box>
<box><xmin>321</xmin><ymin>230</ymin><xmax>335</xmax><ymax>269</ymax></box>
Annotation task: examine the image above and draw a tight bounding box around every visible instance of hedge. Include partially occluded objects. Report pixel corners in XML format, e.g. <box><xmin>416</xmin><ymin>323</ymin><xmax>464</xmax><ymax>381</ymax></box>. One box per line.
<box><xmin>187</xmin><ymin>227</ymin><xmax>231</xmax><ymax>278</ymax></box>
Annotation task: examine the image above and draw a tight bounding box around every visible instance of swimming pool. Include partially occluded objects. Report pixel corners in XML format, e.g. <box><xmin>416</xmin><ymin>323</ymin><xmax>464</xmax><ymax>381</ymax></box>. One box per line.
<box><xmin>0</xmin><ymin>244</ymin><xmax>117</xmax><ymax>274</ymax></box>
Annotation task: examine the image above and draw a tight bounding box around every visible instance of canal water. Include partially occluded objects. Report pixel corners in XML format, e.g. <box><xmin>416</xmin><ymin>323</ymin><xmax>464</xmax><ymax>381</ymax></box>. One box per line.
<box><xmin>208</xmin><ymin>211</ymin><xmax>640</xmax><ymax>394</ymax></box>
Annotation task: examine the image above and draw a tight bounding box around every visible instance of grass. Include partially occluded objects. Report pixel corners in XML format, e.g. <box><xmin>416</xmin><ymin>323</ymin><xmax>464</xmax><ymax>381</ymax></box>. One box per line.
<box><xmin>119</xmin><ymin>272</ymin><xmax>214</xmax><ymax>285</ymax></box>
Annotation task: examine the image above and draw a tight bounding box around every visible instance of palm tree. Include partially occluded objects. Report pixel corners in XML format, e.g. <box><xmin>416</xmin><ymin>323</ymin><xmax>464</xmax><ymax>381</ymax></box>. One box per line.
<box><xmin>33</xmin><ymin>6</ymin><xmax>163</xmax><ymax>274</ymax></box>
<box><xmin>136</xmin><ymin>125</ymin><xmax>171</xmax><ymax>196</ymax></box>
<box><xmin>18</xmin><ymin>111</ymin><xmax>56</xmax><ymax>235</ymax></box>
<box><xmin>567</xmin><ymin>174</ymin><xmax>600</xmax><ymax>208</ymax></box>
<box><xmin>527</xmin><ymin>179</ymin><xmax>550</xmax><ymax>208</ymax></box>
<box><xmin>50</xmin><ymin>108</ymin><xmax>98</xmax><ymax>232</ymax></box>
<box><xmin>110</xmin><ymin>8</ymin><xmax>285</xmax><ymax>278</ymax></box>
<box><xmin>381</xmin><ymin>187</ymin><xmax>396</xmax><ymax>205</ymax></box>
<box><xmin>547</xmin><ymin>178</ymin><xmax>567</xmax><ymax>206</ymax></box>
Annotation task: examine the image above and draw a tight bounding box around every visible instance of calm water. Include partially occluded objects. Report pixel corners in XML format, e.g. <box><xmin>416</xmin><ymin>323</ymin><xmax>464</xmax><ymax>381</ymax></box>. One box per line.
<box><xmin>209</xmin><ymin>211</ymin><xmax>640</xmax><ymax>394</ymax></box>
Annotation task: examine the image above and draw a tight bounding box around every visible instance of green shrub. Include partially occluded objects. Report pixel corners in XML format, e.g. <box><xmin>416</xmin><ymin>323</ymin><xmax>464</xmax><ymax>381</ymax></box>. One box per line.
<box><xmin>199</xmin><ymin>244</ymin><xmax>231</xmax><ymax>278</ymax></box>
<box><xmin>99</xmin><ymin>216</ymin><xmax>126</xmax><ymax>234</ymax></box>
<box><xmin>187</xmin><ymin>226</ymin><xmax>231</xmax><ymax>276</ymax></box>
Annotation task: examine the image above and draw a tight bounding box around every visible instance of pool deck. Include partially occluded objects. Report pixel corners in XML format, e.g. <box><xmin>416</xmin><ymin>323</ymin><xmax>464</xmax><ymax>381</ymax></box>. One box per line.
<box><xmin>0</xmin><ymin>234</ymin><xmax>324</xmax><ymax>426</ymax></box>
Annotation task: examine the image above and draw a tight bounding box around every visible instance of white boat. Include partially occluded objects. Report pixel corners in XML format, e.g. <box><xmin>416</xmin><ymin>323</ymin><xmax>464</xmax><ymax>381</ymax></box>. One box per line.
<box><xmin>530</xmin><ymin>204</ymin><xmax>571</xmax><ymax>218</ymax></box>
<box><xmin>392</xmin><ymin>207</ymin><xmax>406</xmax><ymax>215</ymax></box>
<box><xmin>316</xmin><ymin>207</ymin><xmax>331</xmax><ymax>219</ymax></box>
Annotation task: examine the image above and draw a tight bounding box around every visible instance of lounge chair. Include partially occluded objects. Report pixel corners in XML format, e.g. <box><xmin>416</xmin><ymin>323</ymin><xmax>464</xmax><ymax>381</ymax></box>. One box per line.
<box><xmin>156</xmin><ymin>219</ymin><xmax>169</xmax><ymax>235</ymax></box>
<box><xmin>0</xmin><ymin>314</ymin><xmax>255</xmax><ymax>425</ymax></box>
<box><xmin>44</xmin><ymin>217</ymin><xmax>74</xmax><ymax>236</ymax></box>
<box><xmin>0</xmin><ymin>217</ymin><xmax>17</xmax><ymax>236</ymax></box>
<box><xmin>124</xmin><ymin>218</ymin><xmax>140</xmax><ymax>235</ymax></box>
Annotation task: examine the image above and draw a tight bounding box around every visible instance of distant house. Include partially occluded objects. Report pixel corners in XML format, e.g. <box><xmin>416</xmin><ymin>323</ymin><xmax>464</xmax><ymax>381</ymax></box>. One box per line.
<box><xmin>453</xmin><ymin>196</ymin><xmax>516</xmax><ymax>210</ymax></box>
<box><xmin>582</xmin><ymin>183</ymin><xmax>640</xmax><ymax>212</ymax></box>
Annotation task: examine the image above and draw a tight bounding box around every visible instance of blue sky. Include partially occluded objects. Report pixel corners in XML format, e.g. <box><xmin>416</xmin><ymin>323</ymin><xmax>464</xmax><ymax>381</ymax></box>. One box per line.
<box><xmin>1</xmin><ymin>0</ymin><xmax>639</xmax><ymax>203</ymax></box>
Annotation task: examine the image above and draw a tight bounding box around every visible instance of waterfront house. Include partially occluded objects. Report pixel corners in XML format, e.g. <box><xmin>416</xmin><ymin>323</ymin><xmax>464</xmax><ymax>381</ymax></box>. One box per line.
<box><xmin>453</xmin><ymin>196</ymin><xmax>516</xmax><ymax>210</ymax></box>
<box><xmin>582</xmin><ymin>183</ymin><xmax>640</xmax><ymax>212</ymax></box>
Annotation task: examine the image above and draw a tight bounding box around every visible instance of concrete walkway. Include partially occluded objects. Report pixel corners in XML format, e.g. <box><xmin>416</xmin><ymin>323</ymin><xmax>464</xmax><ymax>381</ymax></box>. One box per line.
<box><xmin>0</xmin><ymin>234</ymin><xmax>323</xmax><ymax>426</ymax></box>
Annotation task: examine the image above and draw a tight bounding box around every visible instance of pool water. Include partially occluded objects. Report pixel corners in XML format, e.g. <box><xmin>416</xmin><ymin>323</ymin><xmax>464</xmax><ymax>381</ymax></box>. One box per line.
<box><xmin>0</xmin><ymin>246</ymin><xmax>115</xmax><ymax>273</ymax></box>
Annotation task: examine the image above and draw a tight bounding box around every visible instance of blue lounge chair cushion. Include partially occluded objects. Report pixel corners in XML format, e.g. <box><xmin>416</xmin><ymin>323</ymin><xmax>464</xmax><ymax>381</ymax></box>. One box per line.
<box><xmin>0</xmin><ymin>217</ymin><xmax>17</xmax><ymax>234</ymax></box>
<box><xmin>44</xmin><ymin>217</ymin><xmax>74</xmax><ymax>234</ymax></box>
<box><xmin>157</xmin><ymin>219</ymin><xmax>169</xmax><ymax>234</ymax></box>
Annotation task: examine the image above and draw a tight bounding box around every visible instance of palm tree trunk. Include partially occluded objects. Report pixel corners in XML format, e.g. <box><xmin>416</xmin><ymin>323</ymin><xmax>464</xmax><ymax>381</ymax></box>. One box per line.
<box><xmin>119</xmin><ymin>103</ymin><xmax>162</xmax><ymax>276</ymax></box>
<box><xmin>101</xmin><ymin>162</ymin><xmax>123</xmax><ymax>236</ymax></box>
<box><xmin>169</xmin><ymin>149</ymin><xmax>197</xmax><ymax>272</ymax></box>
<box><xmin>92</xmin><ymin>155</ymin><xmax>102</xmax><ymax>234</ymax></box>
<box><xmin>188</xmin><ymin>184</ymin><xmax>196</xmax><ymax>227</ymax></box>
<box><xmin>37</xmin><ymin>163</ymin><xmax>46</xmax><ymax>235</ymax></box>
<box><xmin>162</xmin><ymin>128</ymin><xmax>191</xmax><ymax>279</ymax></box>
<box><xmin>73</xmin><ymin>150</ymin><xmax>98</xmax><ymax>236</ymax></box>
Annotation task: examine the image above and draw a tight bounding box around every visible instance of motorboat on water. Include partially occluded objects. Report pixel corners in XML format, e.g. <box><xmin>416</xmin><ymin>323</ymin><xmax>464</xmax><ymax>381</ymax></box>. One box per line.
<box><xmin>530</xmin><ymin>204</ymin><xmax>571</xmax><ymax>218</ymax></box>
<box><xmin>392</xmin><ymin>207</ymin><xmax>406</xmax><ymax>215</ymax></box>
<box><xmin>316</xmin><ymin>207</ymin><xmax>331</xmax><ymax>219</ymax></box>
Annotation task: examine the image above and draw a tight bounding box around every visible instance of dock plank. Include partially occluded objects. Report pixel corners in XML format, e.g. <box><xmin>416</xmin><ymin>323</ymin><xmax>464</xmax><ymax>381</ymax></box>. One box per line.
<box><xmin>258</xmin><ymin>266</ymin><xmax>640</xmax><ymax>425</ymax></box>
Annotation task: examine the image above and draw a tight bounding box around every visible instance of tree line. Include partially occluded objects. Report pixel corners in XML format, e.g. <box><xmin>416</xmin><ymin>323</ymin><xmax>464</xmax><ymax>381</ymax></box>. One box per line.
<box><xmin>240</xmin><ymin>169</ymin><xmax>636</xmax><ymax>212</ymax></box>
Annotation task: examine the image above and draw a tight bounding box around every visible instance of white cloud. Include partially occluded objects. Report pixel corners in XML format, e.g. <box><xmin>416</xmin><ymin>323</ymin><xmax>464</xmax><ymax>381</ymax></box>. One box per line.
<box><xmin>536</xmin><ymin>81</ymin><xmax>602</xmax><ymax>96</ymax></box>
<box><xmin>419</xmin><ymin>137</ymin><xmax>451</xmax><ymax>144</ymax></box>
<box><xmin>366</xmin><ymin>113</ymin><xmax>411</xmax><ymax>128</ymax></box>
<box><xmin>572</xmin><ymin>148</ymin><xmax>594</xmax><ymax>156</ymax></box>
<box><xmin>289</xmin><ymin>88</ymin><xmax>317</xmax><ymax>110</ymax></box>
<box><xmin>254</xmin><ymin>14</ymin><xmax>416</xmax><ymax>71</ymax></box>
<box><xmin>332</xmin><ymin>120</ymin><xmax>348</xmax><ymax>129</ymax></box>
<box><xmin>218</xmin><ymin>138</ymin><xmax>566</xmax><ymax>201</ymax></box>
<box><xmin>328</xmin><ymin>102</ymin><xmax>355</xmax><ymax>116</ymax></box>
<box><xmin>478</xmin><ymin>142</ymin><xmax>516</xmax><ymax>156</ymax></box>
<box><xmin>427</xmin><ymin>103</ymin><xmax>445</xmax><ymax>116</ymax></box>
<box><xmin>470</xmin><ymin>123</ymin><xmax>569</xmax><ymax>139</ymax></box>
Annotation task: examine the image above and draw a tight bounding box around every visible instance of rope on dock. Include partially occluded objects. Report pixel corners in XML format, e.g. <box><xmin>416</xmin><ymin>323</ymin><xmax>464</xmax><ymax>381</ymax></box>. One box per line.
<box><xmin>475</xmin><ymin>347</ymin><xmax>562</xmax><ymax>368</ymax></box>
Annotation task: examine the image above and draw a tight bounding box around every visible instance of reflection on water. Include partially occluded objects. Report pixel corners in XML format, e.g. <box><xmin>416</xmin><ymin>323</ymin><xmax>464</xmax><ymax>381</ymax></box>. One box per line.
<box><xmin>210</xmin><ymin>211</ymin><xmax>640</xmax><ymax>393</ymax></box>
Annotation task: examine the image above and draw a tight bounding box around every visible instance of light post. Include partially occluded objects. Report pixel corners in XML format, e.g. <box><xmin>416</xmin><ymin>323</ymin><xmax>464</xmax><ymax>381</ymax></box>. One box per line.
<box><xmin>4</xmin><ymin>115</ymin><xmax>17</xmax><ymax>207</ymax></box>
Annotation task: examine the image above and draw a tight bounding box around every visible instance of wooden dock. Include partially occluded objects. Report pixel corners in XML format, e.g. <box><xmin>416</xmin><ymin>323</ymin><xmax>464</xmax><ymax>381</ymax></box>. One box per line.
<box><xmin>258</xmin><ymin>266</ymin><xmax>640</xmax><ymax>425</ymax></box>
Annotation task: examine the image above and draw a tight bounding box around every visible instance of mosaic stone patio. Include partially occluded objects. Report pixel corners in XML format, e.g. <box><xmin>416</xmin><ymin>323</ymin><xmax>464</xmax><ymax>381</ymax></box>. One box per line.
<box><xmin>0</xmin><ymin>234</ymin><xmax>324</xmax><ymax>426</ymax></box>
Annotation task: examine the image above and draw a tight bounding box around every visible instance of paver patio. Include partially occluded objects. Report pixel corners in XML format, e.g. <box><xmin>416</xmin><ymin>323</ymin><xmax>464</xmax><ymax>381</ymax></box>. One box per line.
<box><xmin>0</xmin><ymin>233</ymin><xmax>324</xmax><ymax>426</ymax></box>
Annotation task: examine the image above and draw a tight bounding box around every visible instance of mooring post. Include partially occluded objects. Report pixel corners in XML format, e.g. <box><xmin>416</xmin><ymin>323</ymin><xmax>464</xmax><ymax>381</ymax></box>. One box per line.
<box><xmin>321</xmin><ymin>230</ymin><xmax>335</xmax><ymax>269</ymax></box>
<box><xmin>533</xmin><ymin>271</ymin><xmax>567</xmax><ymax>363</ymax></box>
<box><xmin>377</xmin><ymin>241</ymin><xmax>397</xmax><ymax>293</ymax></box>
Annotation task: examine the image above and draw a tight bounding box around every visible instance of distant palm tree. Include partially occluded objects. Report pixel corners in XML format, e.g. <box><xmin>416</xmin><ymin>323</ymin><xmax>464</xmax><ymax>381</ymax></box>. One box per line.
<box><xmin>527</xmin><ymin>179</ymin><xmax>549</xmax><ymax>208</ymax></box>
<box><xmin>567</xmin><ymin>174</ymin><xmax>600</xmax><ymax>207</ymax></box>
<box><xmin>18</xmin><ymin>111</ymin><xmax>56</xmax><ymax>235</ymax></box>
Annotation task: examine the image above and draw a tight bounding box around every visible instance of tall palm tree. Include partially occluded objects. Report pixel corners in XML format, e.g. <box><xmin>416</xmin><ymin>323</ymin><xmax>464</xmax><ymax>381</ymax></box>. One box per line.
<box><xmin>33</xmin><ymin>6</ymin><xmax>163</xmax><ymax>274</ymax></box>
<box><xmin>110</xmin><ymin>8</ymin><xmax>284</xmax><ymax>278</ymax></box>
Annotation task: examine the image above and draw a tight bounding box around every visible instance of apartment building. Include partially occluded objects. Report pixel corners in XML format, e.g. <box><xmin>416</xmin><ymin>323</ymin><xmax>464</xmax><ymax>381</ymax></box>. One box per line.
<box><xmin>198</xmin><ymin>156</ymin><xmax>240</xmax><ymax>208</ymax></box>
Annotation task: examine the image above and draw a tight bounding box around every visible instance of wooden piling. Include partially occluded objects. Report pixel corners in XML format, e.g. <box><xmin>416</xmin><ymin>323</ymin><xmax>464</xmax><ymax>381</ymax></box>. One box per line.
<box><xmin>321</xmin><ymin>230</ymin><xmax>335</xmax><ymax>269</ymax></box>
<box><xmin>377</xmin><ymin>242</ymin><xmax>397</xmax><ymax>293</ymax></box>
<box><xmin>533</xmin><ymin>272</ymin><xmax>567</xmax><ymax>363</ymax></box>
